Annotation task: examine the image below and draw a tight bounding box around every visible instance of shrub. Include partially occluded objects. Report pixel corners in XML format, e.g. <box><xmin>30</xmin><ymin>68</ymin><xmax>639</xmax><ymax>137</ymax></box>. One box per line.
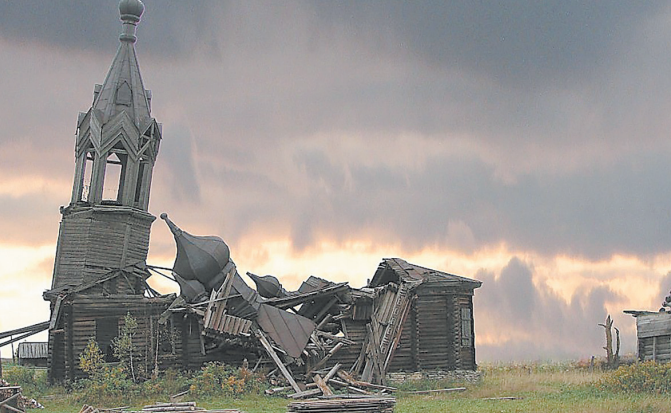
<box><xmin>599</xmin><ymin>361</ymin><xmax>671</xmax><ymax>394</ymax></box>
<box><xmin>76</xmin><ymin>337</ymin><xmax>135</xmax><ymax>403</ymax></box>
<box><xmin>2</xmin><ymin>365</ymin><xmax>49</xmax><ymax>398</ymax></box>
<box><xmin>189</xmin><ymin>362</ymin><xmax>266</xmax><ymax>398</ymax></box>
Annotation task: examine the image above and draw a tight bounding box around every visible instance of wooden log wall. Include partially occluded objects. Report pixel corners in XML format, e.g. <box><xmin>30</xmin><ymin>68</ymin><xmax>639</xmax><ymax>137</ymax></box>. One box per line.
<box><xmin>633</xmin><ymin>313</ymin><xmax>671</xmax><ymax>363</ymax></box>
<box><xmin>638</xmin><ymin>335</ymin><xmax>671</xmax><ymax>363</ymax></box>
<box><xmin>48</xmin><ymin>296</ymin><xmax>174</xmax><ymax>382</ymax></box>
<box><xmin>52</xmin><ymin>207</ymin><xmax>153</xmax><ymax>291</ymax></box>
<box><xmin>385</xmin><ymin>286</ymin><xmax>477</xmax><ymax>372</ymax></box>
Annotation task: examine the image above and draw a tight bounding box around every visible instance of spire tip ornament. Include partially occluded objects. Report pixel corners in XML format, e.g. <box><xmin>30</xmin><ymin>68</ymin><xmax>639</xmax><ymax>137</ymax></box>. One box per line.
<box><xmin>119</xmin><ymin>0</ymin><xmax>144</xmax><ymax>42</ymax></box>
<box><xmin>119</xmin><ymin>0</ymin><xmax>144</xmax><ymax>22</ymax></box>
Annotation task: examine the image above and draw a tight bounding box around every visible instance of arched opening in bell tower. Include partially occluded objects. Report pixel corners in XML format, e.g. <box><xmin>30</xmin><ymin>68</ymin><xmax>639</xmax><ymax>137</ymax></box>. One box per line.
<box><xmin>80</xmin><ymin>149</ymin><xmax>95</xmax><ymax>202</ymax></box>
<box><xmin>102</xmin><ymin>147</ymin><xmax>128</xmax><ymax>204</ymax></box>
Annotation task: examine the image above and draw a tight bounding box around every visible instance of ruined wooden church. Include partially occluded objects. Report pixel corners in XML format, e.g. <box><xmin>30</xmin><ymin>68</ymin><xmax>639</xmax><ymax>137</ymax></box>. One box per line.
<box><xmin>40</xmin><ymin>0</ymin><xmax>482</xmax><ymax>386</ymax></box>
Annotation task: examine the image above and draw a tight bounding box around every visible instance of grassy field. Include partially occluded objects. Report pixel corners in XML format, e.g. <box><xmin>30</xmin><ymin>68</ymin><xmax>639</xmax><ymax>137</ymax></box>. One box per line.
<box><xmin>5</xmin><ymin>361</ymin><xmax>671</xmax><ymax>413</ymax></box>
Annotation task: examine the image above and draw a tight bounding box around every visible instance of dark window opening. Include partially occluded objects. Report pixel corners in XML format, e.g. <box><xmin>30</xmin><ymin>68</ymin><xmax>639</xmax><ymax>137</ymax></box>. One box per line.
<box><xmin>81</xmin><ymin>151</ymin><xmax>95</xmax><ymax>202</ymax></box>
<box><xmin>460</xmin><ymin>307</ymin><xmax>472</xmax><ymax>347</ymax></box>
<box><xmin>134</xmin><ymin>161</ymin><xmax>146</xmax><ymax>204</ymax></box>
<box><xmin>95</xmin><ymin>317</ymin><xmax>120</xmax><ymax>362</ymax></box>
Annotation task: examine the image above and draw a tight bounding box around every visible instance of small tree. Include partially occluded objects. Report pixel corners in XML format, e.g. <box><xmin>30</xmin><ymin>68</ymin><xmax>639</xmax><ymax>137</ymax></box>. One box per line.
<box><xmin>79</xmin><ymin>337</ymin><xmax>105</xmax><ymax>380</ymax></box>
<box><xmin>113</xmin><ymin>312</ymin><xmax>139</xmax><ymax>382</ymax></box>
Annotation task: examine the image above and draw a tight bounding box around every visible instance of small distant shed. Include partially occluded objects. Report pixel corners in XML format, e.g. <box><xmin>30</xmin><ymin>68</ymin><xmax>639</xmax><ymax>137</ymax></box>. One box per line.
<box><xmin>625</xmin><ymin>310</ymin><xmax>671</xmax><ymax>363</ymax></box>
<box><xmin>17</xmin><ymin>342</ymin><xmax>48</xmax><ymax>367</ymax></box>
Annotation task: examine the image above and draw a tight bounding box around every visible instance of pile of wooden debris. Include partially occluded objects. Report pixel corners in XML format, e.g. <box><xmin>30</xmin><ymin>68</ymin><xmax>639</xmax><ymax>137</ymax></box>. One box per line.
<box><xmin>156</xmin><ymin>215</ymin><xmax>423</xmax><ymax>395</ymax></box>
<box><xmin>0</xmin><ymin>379</ymin><xmax>43</xmax><ymax>412</ymax></box>
<box><xmin>1</xmin><ymin>381</ymin><xmax>24</xmax><ymax>413</ymax></box>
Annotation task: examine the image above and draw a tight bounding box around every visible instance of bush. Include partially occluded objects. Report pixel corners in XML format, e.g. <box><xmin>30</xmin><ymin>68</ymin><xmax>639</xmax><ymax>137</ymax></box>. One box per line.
<box><xmin>188</xmin><ymin>362</ymin><xmax>266</xmax><ymax>398</ymax></box>
<box><xmin>142</xmin><ymin>368</ymin><xmax>190</xmax><ymax>398</ymax></box>
<box><xmin>76</xmin><ymin>337</ymin><xmax>135</xmax><ymax>403</ymax></box>
<box><xmin>599</xmin><ymin>361</ymin><xmax>671</xmax><ymax>393</ymax></box>
<box><xmin>3</xmin><ymin>365</ymin><xmax>49</xmax><ymax>398</ymax></box>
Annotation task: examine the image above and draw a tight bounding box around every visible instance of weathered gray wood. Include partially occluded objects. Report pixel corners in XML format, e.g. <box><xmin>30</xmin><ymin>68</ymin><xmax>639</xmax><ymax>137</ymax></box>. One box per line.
<box><xmin>255</xmin><ymin>329</ymin><xmax>301</xmax><ymax>393</ymax></box>
<box><xmin>312</xmin><ymin>374</ymin><xmax>333</xmax><ymax>396</ymax></box>
<box><xmin>287</xmin><ymin>388</ymin><xmax>322</xmax><ymax>399</ymax></box>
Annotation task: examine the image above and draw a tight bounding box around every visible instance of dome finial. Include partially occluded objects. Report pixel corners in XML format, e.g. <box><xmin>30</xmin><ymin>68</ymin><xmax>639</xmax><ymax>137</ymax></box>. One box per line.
<box><xmin>118</xmin><ymin>0</ymin><xmax>145</xmax><ymax>43</ymax></box>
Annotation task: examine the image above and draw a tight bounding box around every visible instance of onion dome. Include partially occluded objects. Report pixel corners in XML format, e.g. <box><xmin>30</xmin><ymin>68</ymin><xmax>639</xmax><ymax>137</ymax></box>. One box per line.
<box><xmin>247</xmin><ymin>272</ymin><xmax>288</xmax><ymax>298</ymax></box>
<box><xmin>173</xmin><ymin>273</ymin><xmax>208</xmax><ymax>303</ymax></box>
<box><xmin>161</xmin><ymin>213</ymin><xmax>231</xmax><ymax>286</ymax></box>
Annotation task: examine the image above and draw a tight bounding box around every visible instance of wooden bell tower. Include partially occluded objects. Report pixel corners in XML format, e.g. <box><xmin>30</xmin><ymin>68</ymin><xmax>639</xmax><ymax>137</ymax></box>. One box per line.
<box><xmin>49</xmin><ymin>0</ymin><xmax>161</xmax><ymax>294</ymax></box>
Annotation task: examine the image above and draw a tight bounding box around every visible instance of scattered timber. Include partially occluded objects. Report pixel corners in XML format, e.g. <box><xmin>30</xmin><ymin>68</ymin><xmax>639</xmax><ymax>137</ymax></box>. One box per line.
<box><xmin>402</xmin><ymin>387</ymin><xmax>466</xmax><ymax>394</ymax></box>
<box><xmin>286</xmin><ymin>396</ymin><xmax>396</xmax><ymax>413</ymax></box>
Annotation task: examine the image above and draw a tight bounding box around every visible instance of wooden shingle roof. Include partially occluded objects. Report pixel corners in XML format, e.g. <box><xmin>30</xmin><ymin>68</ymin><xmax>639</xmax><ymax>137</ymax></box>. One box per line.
<box><xmin>369</xmin><ymin>258</ymin><xmax>482</xmax><ymax>289</ymax></box>
<box><xmin>17</xmin><ymin>342</ymin><xmax>48</xmax><ymax>359</ymax></box>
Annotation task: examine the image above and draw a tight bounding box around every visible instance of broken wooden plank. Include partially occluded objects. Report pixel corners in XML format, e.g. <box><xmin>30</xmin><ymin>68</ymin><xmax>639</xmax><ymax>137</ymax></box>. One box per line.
<box><xmin>49</xmin><ymin>295</ymin><xmax>64</xmax><ymax>330</ymax></box>
<box><xmin>287</xmin><ymin>388</ymin><xmax>322</xmax><ymax>399</ymax></box>
<box><xmin>404</xmin><ymin>387</ymin><xmax>466</xmax><ymax>394</ymax></box>
<box><xmin>264</xmin><ymin>283</ymin><xmax>349</xmax><ymax>310</ymax></box>
<box><xmin>312</xmin><ymin>374</ymin><xmax>333</xmax><ymax>396</ymax></box>
<box><xmin>254</xmin><ymin>329</ymin><xmax>301</xmax><ymax>393</ymax></box>
<box><xmin>307</xmin><ymin>342</ymin><xmax>344</xmax><ymax>374</ymax></box>
<box><xmin>337</xmin><ymin>370</ymin><xmax>397</xmax><ymax>392</ymax></box>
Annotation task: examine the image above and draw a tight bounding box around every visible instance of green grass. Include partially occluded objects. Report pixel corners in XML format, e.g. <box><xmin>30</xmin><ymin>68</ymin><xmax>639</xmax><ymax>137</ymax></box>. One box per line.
<box><xmin>5</xmin><ymin>360</ymin><xmax>671</xmax><ymax>413</ymax></box>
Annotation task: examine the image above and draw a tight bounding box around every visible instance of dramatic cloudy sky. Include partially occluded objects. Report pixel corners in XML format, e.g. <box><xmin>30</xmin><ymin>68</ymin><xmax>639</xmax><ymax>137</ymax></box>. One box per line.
<box><xmin>3</xmin><ymin>0</ymin><xmax>671</xmax><ymax>362</ymax></box>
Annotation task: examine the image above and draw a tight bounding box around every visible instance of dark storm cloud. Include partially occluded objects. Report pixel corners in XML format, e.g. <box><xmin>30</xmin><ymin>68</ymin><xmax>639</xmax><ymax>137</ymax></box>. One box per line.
<box><xmin>5</xmin><ymin>1</ymin><xmax>671</xmax><ymax>261</ymax></box>
<box><xmin>474</xmin><ymin>258</ymin><xmax>625</xmax><ymax>361</ymax></box>
<box><xmin>258</xmin><ymin>146</ymin><xmax>671</xmax><ymax>259</ymax></box>
<box><xmin>0</xmin><ymin>0</ymin><xmax>221</xmax><ymax>58</ymax></box>
<box><xmin>2</xmin><ymin>1</ymin><xmax>662</xmax><ymax>85</ymax></box>
<box><xmin>312</xmin><ymin>1</ymin><xmax>663</xmax><ymax>89</ymax></box>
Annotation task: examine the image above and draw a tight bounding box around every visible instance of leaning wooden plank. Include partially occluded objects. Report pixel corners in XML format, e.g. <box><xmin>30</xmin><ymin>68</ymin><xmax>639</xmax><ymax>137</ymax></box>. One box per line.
<box><xmin>202</xmin><ymin>288</ymin><xmax>218</xmax><ymax>327</ymax></box>
<box><xmin>254</xmin><ymin>329</ymin><xmax>301</xmax><ymax>393</ymax></box>
<box><xmin>337</xmin><ymin>370</ymin><xmax>397</xmax><ymax>392</ymax></box>
<box><xmin>49</xmin><ymin>295</ymin><xmax>64</xmax><ymax>330</ymax></box>
<box><xmin>323</xmin><ymin>363</ymin><xmax>342</xmax><ymax>382</ymax></box>
<box><xmin>265</xmin><ymin>283</ymin><xmax>349</xmax><ymax>310</ymax></box>
<box><xmin>307</xmin><ymin>342</ymin><xmax>344</xmax><ymax>374</ymax></box>
<box><xmin>350</xmin><ymin>332</ymin><xmax>369</xmax><ymax>375</ymax></box>
<box><xmin>346</xmin><ymin>386</ymin><xmax>371</xmax><ymax>395</ymax></box>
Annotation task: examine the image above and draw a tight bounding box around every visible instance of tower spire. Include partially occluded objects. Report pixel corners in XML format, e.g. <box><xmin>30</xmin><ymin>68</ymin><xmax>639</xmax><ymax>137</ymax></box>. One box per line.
<box><xmin>70</xmin><ymin>0</ymin><xmax>161</xmax><ymax>209</ymax></box>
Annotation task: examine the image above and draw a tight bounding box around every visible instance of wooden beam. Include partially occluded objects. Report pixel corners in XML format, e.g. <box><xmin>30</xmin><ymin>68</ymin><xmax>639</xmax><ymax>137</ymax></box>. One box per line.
<box><xmin>255</xmin><ymin>329</ymin><xmax>301</xmax><ymax>393</ymax></box>
<box><xmin>312</xmin><ymin>374</ymin><xmax>333</xmax><ymax>396</ymax></box>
